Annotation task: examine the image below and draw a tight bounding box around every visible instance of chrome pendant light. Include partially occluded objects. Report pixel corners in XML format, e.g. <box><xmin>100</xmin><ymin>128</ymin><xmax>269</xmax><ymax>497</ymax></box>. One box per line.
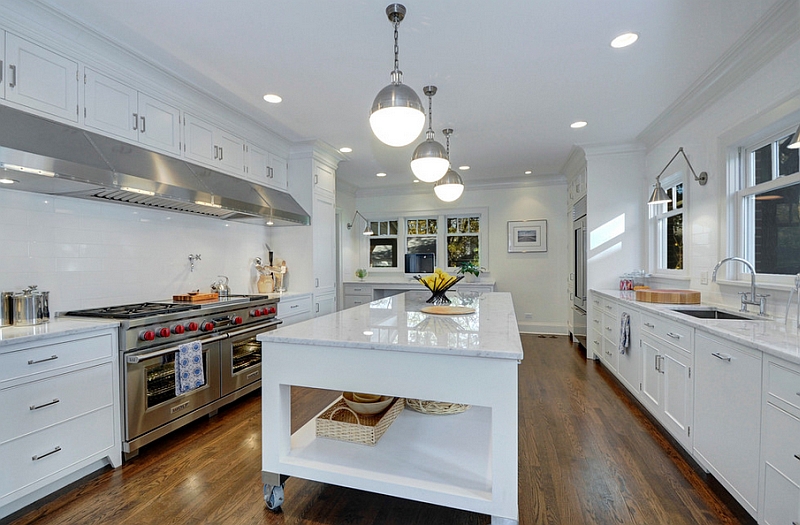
<box><xmin>434</xmin><ymin>129</ymin><xmax>464</xmax><ymax>202</ymax></box>
<box><xmin>410</xmin><ymin>86</ymin><xmax>449</xmax><ymax>182</ymax></box>
<box><xmin>369</xmin><ymin>4</ymin><xmax>426</xmax><ymax>147</ymax></box>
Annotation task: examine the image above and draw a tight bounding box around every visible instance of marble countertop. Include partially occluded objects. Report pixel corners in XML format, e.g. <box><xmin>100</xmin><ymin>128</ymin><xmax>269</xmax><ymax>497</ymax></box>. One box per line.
<box><xmin>258</xmin><ymin>291</ymin><xmax>522</xmax><ymax>360</ymax></box>
<box><xmin>0</xmin><ymin>318</ymin><xmax>120</xmax><ymax>349</ymax></box>
<box><xmin>343</xmin><ymin>278</ymin><xmax>495</xmax><ymax>286</ymax></box>
<box><xmin>593</xmin><ymin>289</ymin><xmax>800</xmax><ymax>365</ymax></box>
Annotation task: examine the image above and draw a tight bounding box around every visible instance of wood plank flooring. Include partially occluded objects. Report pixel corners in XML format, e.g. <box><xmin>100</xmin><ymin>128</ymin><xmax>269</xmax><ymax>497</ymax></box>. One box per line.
<box><xmin>3</xmin><ymin>335</ymin><xmax>747</xmax><ymax>525</ymax></box>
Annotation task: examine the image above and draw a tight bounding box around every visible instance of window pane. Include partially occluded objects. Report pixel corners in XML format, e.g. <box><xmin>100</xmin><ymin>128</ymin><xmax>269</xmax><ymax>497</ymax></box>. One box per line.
<box><xmin>779</xmin><ymin>135</ymin><xmax>799</xmax><ymax>177</ymax></box>
<box><xmin>407</xmin><ymin>220</ymin><xmax>417</xmax><ymax>235</ymax></box>
<box><xmin>447</xmin><ymin>235</ymin><xmax>479</xmax><ymax>267</ymax></box>
<box><xmin>428</xmin><ymin>219</ymin><xmax>437</xmax><ymax>234</ymax></box>
<box><xmin>448</xmin><ymin>218</ymin><xmax>457</xmax><ymax>233</ymax></box>
<box><xmin>370</xmin><ymin>238</ymin><xmax>397</xmax><ymax>267</ymax></box>
<box><xmin>379</xmin><ymin>221</ymin><xmax>388</xmax><ymax>236</ymax></box>
<box><xmin>754</xmin><ymin>143</ymin><xmax>772</xmax><ymax>185</ymax></box>
<box><xmin>666</xmin><ymin>214</ymin><xmax>683</xmax><ymax>270</ymax></box>
<box><xmin>370</xmin><ymin>222</ymin><xmax>379</xmax><ymax>235</ymax></box>
<box><xmin>755</xmin><ymin>184</ymin><xmax>800</xmax><ymax>274</ymax></box>
<box><xmin>418</xmin><ymin>220</ymin><xmax>427</xmax><ymax>234</ymax></box>
<box><xmin>389</xmin><ymin>221</ymin><xmax>398</xmax><ymax>235</ymax></box>
<box><xmin>407</xmin><ymin>237</ymin><xmax>436</xmax><ymax>254</ymax></box>
<box><xmin>469</xmin><ymin>217</ymin><xmax>480</xmax><ymax>233</ymax></box>
<box><xmin>674</xmin><ymin>183</ymin><xmax>683</xmax><ymax>209</ymax></box>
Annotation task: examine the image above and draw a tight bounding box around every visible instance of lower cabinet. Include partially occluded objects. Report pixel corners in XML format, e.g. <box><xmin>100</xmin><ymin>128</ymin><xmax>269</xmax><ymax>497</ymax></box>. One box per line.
<box><xmin>276</xmin><ymin>294</ymin><xmax>312</xmax><ymax>326</ymax></box>
<box><xmin>693</xmin><ymin>332</ymin><xmax>761</xmax><ymax>516</ymax></box>
<box><xmin>314</xmin><ymin>292</ymin><xmax>336</xmax><ymax>317</ymax></box>
<box><xmin>616</xmin><ymin>308</ymin><xmax>641</xmax><ymax>395</ymax></box>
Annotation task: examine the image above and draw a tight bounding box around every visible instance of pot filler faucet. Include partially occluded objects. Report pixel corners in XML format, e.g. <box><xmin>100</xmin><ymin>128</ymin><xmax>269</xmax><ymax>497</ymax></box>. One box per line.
<box><xmin>711</xmin><ymin>257</ymin><xmax>769</xmax><ymax>316</ymax></box>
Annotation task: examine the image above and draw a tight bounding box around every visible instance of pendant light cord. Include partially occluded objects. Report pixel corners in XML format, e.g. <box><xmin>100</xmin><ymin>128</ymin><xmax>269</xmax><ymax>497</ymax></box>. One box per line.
<box><xmin>426</xmin><ymin>92</ymin><xmax>435</xmax><ymax>139</ymax></box>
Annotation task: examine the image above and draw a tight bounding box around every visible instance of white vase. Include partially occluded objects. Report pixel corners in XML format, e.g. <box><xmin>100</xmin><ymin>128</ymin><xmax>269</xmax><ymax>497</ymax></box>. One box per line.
<box><xmin>464</xmin><ymin>273</ymin><xmax>477</xmax><ymax>283</ymax></box>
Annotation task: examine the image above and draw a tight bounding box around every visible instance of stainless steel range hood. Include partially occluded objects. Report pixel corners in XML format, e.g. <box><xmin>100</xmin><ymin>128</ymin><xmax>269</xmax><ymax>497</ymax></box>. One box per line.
<box><xmin>0</xmin><ymin>105</ymin><xmax>309</xmax><ymax>225</ymax></box>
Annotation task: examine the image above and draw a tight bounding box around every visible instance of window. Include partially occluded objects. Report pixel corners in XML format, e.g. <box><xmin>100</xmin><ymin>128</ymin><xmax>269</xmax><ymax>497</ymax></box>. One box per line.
<box><xmin>651</xmin><ymin>177</ymin><xmax>684</xmax><ymax>271</ymax></box>
<box><xmin>446</xmin><ymin>215</ymin><xmax>480</xmax><ymax>267</ymax></box>
<box><xmin>406</xmin><ymin>218</ymin><xmax>437</xmax><ymax>255</ymax></box>
<box><xmin>369</xmin><ymin>220</ymin><xmax>398</xmax><ymax>268</ymax></box>
<box><xmin>738</xmin><ymin>132</ymin><xmax>800</xmax><ymax>275</ymax></box>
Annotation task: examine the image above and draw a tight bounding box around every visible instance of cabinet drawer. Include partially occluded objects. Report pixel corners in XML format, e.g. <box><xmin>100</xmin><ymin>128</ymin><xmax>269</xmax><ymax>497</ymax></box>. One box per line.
<box><xmin>0</xmin><ymin>363</ymin><xmax>113</xmax><ymax>444</ymax></box>
<box><xmin>763</xmin><ymin>461</ymin><xmax>800</xmax><ymax>525</ymax></box>
<box><xmin>0</xmin><ymin>405</ymin><xmax>115</xmax><ymax>502</ymax></box>
<box><xmin>767</xmin><ymin>360</ymin><xmax>800</xmax><ymax>414</ymax></box>
<box><xmin>764</xmin><ymin>403</ymin><xmax>800</xmax><ymax>485</ymax></box>
<box><xmin>589</xmin><ymin>332</ymin><xmax>602</xmax><ymax>356</ymax></box>
<box><xmin>0</xmin><ymin>333</ymin><xmax>114</xmax><ymax>385</ymax></box>
<box><xmin>344</xmin><ymin>295</ymin><xmax>371</xmax><ymax>309</ymax></box>
<box><xmin>344</xmin><ymin>284</ymin><xmax>372</xmax><ymax>295</ymax></box>
<box><xmin>600</xmin><ymin>299</ymin><xmax>619</xmax><ymax>319</ymax></box>
<box><xmin>641</xmin><ymin>313</ymin><xmax>693</xmax><ymax>353</ymax></box>
<box><xmin>278</xmin><ymin>296</ymin><xmax>312</xmax><ymax>317</ymax></box>
<box><xmin>602</xmin><ymin>314</ymin><xmax>619</xmax><ymax>345</ymax></box>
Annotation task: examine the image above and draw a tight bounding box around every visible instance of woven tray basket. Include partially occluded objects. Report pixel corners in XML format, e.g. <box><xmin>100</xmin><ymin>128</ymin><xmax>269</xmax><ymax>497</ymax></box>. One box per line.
<box><xmin>405</xmin><ymin>398</ymin><xmax>470</xmax><ymax>415</ymax></box>
<box><xmin>316</xmin><ymin>396</ymin><xmax>403</xmax><ymax>446</ymax></box>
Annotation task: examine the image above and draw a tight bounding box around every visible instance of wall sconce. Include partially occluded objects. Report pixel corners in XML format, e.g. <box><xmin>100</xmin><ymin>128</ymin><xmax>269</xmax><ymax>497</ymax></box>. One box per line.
<box><xmin>347</xmin><ymin>211</ymin><xmax>374</xmax><ymax>235</ymax></box>
<box><xmin>788</xmin><ymin>123</ymin><xmax>800</xmax><ymax>149</ymax></box>
<box><xmin>648</xmin><ymin>147</ymin><xmax>708</xmax><ymax>206</ymax></box>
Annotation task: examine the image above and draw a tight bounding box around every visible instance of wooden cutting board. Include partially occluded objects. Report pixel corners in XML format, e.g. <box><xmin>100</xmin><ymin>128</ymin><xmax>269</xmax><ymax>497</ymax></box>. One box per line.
<box><xmin>420</xmin><ymin>305</ymin><xmax>476</xmax><ymax>315</ymax></box>
<box><xmin>635</xmin><ymin>289</ymin><xmax>701</xmax><ymax>304</ymax></box>
<box><xmin>173</xmin><ymin>292</ymin><xmax>219</xmax><ymax>302</ymax></box>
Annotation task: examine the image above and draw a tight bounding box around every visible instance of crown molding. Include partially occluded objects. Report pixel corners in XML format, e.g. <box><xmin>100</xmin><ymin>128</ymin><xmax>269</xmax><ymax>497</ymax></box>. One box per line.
<box><xmin>637</xmin><ymin>0</ymin><xmax>800</xmax><ymax>149</ymax></box>
<box><xmin>581</xmin><ymin>142</ymin><xmax>646</xmax><ymax>158</ymax></box>
<box><xmin>353</xmin><ymin>172</ymin><xmax>566</xmax><ymax>199</ymax></box>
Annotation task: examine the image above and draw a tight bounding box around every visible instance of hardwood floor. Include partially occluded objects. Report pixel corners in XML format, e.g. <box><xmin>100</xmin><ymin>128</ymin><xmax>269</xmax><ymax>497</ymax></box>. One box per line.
<box><xmin>3</xmin><ymin>335</ymin><xmax>747</xmax><ymax>525</ymax></box>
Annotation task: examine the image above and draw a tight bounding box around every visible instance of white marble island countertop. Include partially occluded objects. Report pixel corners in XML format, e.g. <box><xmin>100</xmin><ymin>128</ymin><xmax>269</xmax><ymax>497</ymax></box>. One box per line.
<box><xmin>593</xmin><ymin>289</ymin><xmax>800</xmax><ymax>365</ymax></box>
<box><xmin>0</xmin><ymin>318</ymin><xmax>120</xmax><ymax>349</ymax></box>
<box><xmin>258</xmin><ymin>291</ymin><xmax>522</xmax><ymax>361</ymax></box>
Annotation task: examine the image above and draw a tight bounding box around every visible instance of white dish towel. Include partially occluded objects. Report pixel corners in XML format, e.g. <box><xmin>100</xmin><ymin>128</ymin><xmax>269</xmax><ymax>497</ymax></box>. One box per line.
<box><xmin>175</xmin><ymin>340</ymin><xmax>205</xmax><ymax>395</ymax></box>
<box><xmin>619</xmin><ymin>312</ymin><xmax>631</xmax><ymax>354</ymax></box>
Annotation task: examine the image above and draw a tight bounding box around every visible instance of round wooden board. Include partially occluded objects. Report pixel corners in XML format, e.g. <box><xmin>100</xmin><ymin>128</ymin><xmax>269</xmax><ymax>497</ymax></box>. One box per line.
<box><xmin>420</xmin><ymin>305</ymin><xmax>476</xmax><ymax>315</ymax></box>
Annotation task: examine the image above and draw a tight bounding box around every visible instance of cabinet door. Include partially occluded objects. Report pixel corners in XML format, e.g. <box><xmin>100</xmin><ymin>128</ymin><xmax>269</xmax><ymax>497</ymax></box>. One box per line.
<box><xmin>269</xmin><ymin>153</ymin><xmax>288</xmax><ymax>190</ymax></box>
<box><xmin>640</xmin><ymin>336</ymin><xmax>662</xmax><ymax>415</ymax></box>
<box><xmin>183</xmin><ymin>113</ymin><xmax>216</xmax><ymax>164</ymax></box>
<box><xmin>314</xmin><ymin>161</ymin><xmax>335</xmax><ymax>196</ymax></box>
<box><xmin>216</xmin><ymin>129</ymin><xmax>245</xmax><ymax>175</ymax></box>
<box><xmin>314</xmin><ymin>292</ymin><xmax>336</xmax><ymax>317</ymax></box>
<box><xmin>245</xmin><ymin>143</ymin><xmax>269</xmax><ymax>184</ymax></box>
<box><xmin>694</xmin><ymin>333</ymin><xmax>761</xmax><ymax>514</ymax></box>
<box><xmin>6</xmin><ymin>33</ymin><xmax>78</xmax><ymax>122</ymax></box>
<box><xmin>83</xmin><ymin>68</ymin><xmax>138</xmax><ymax>140</ymax></box>
<box><xmin>661</xmin><ymin>347</ymin><xmax>692</xmax><ymax>449</ymax></box>
<box><xmin>312</xmin><ymin>191</ymin><xmax>336</xmax><ymax>294</ymax></box>
<box><xmin>617</xmin><ymin>310</ymin><xmax>641</xmax><ymax>395</ymax></box>
<box><xmin>137</xmin><ymin>93</ymin><xmax>181</xmax><ymax>154</ymax></box>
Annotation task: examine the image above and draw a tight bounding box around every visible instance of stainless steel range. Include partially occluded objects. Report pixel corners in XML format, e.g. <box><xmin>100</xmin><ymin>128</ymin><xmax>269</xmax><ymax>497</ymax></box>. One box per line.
<box><xmin>62</xmin><ymin>295</ymin><xmax>281</xmax><ymax>459</ymax></box>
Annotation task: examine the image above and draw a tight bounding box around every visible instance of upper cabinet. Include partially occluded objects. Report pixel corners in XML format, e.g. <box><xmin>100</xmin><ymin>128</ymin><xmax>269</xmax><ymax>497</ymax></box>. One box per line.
<box><xmin>183</xmin><ymin>113</ymin><xmax>245</xmax><ymax>175</ymax></box>
<box><xmin>5</xmin><ymin>33</ymin><xmax>78</xmax><ymax>122</ymax></box>
<box><xmin>0</xmin><ymin>30</ymin><xmax>5</xmax><ymax>100</ymax></box>
<box><xmin>244</xmin><ymin>142</ymin><xmax>288</xmax><ymax>191</ymax></box>
<box><xmin>314</xmin><ymin>161</ymin><xmax>335</xmax><ymax>197</ymax></box>
<box><xmin>83</xmin><ymin>68</ymin><xmax>181</xmax><ymax>155</ymax></box>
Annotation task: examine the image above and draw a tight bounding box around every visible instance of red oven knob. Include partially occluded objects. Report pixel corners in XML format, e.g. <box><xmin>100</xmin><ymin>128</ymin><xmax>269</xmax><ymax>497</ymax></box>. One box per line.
<box><xmin>172</xmin><ymin>324</ymin><xmax>185</xmax><ymax>335</ymax></box>
<box><xmin>250</xmin><ymin>309</ymin><xmax>262</xmax><ymax>317</ymax></box>
<box><xmin>139</xmin><ymin>330</ymin><xmax>156</xmax><ymax>341</ymax></box>
<box><xmin>185</xmin><ymin>321</ymin><xmax>199</xmax><ymax>332</ymax></box>
<box><xmin>260</xmin><ymin>308</ymin><xmax>269</xmax><ymax>316</ymax></box>
<box><xmin>231</xmin><ymin>316</ymin><xmax>243</xmax><ymax>325</ymax></box>
<box><xmin>201</xmin><ymin>321</ymin><xmax>215</xmax><ymax>332</ymax></box>
<box><xmin>267</xmin><ymin>306</ymin><xmax>277</xmax><ymax>315</ymax></box>
<box><xmin>156</xmin><ymin>327</ymin><xmax>171</xmax><ymax>338</ymax></box>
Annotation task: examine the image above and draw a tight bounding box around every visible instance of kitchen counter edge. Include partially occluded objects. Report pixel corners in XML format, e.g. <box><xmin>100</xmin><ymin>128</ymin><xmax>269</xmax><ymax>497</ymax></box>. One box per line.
<box><xmin>0</xmin><ymin>318</ymin><xmax>120</xmax><ymax>349</ymax></box>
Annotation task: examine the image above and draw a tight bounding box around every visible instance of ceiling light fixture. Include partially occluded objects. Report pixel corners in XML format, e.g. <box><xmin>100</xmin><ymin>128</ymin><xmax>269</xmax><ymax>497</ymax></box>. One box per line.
<box><xmin>263</xmin><ymin>94</ymin><xmax>282</xmax><ymax>104</ymax></box>
<box><xmin>611</xmin><ymin>32</ymin><xmax>639</xmax><ymax>48</ymax></box>
<box><xmin>434</xmin><ymin>129</ymin><xmax>464</xmax><ymax>202</ymax></box>
<box><xmin>410</xmin><ymin>85</ymin><xmax>449</xmax><ymax>182</ymax></box>
<box><xmin>0</xmin><ymin>178</ymin><xmax>17</xmax><ymax>184</ymax></box>
<box><xmin>788</xmin><ymin>123</ymin><xmax>800</xmax><ymax>149</ymax></box>
<box><xmin>459</xmin><ymin>165</ymin><xmax>470</xmax><ymax>171</ymax></box>
<box><xmin>347</xmin><ymin>210</ymin><xmax>374</xmax><ymax>235</ymax></box>
<box><xmin>339</xmin><ymin>147</ymin><xmax>353</xmax><ymax>153</ymax></box>
<box><xmin>376</xmin><ymin>172</ymin><xmax>387</xmax><ymax>177</ymax></box>
<box><xmin>369</xmin><ymin>4</ymin><xmax>425</xmax><ymax>147</ymax></box>
<box><xmin>648</xmin><ymin>147</ymin><xmax>707</xmax><ymax>205</ymax></box>
<box><xmin>570</xmin><ymin>121</ymin><xmax>587</xmax><ymax>129</ymax></box>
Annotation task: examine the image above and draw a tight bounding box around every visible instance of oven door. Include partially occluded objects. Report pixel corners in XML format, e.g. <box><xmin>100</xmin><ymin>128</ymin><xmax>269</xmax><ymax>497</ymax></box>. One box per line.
<box><xmin>220</xmin><ymin>319</ymin><xmax>282</xmax><ymax>397</ymax></box>
<box><xmin>123</xmin><ymin>335</ymin><xmax>223</xmax><ymax>444</ymax></box>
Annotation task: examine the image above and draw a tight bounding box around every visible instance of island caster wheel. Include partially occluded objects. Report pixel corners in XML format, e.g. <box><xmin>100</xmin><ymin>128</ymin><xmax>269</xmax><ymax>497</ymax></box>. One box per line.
<box><xmin>264</xmin><ymin>483</ymin><xmax>285</xmax><ymax>511</ymax></box>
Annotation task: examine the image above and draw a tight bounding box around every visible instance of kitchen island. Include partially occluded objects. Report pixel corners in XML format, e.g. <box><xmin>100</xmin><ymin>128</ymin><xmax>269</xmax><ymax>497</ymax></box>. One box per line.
<box><xmin>257</xmin><ymin>291</ymin><xmax>523</xmax><ymax>524</ymax></box>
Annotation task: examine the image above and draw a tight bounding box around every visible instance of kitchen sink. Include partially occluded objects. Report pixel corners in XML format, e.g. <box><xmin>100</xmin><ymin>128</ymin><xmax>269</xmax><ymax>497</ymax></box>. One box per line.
<box><xmin>671</xmin><ymin>308</ymin><xmax>766</xmax><ymax>321</ymax></box>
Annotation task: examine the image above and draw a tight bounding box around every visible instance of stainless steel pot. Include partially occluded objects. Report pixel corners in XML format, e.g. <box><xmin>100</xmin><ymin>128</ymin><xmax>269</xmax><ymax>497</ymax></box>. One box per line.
<box><xmin>1</xmin><ymin>291</ymin><xmax>12</xmax><ymax>327</ymax></box>
<box><xmin>12</xmin><ymin>285</ymin><xmax>50</xmax><ymax>325</ymax></box>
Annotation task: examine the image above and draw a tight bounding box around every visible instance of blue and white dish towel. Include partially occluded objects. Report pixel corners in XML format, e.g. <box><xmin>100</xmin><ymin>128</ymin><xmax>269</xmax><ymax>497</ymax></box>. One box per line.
<box><xmin>175</xmin><ymin>340</ymin><xmax>205</xmax><ymax>395</ymax></box>
<box><xmin>619</xmin><ymin>312</ymin><xmax>631</xmax><ymax>354</ymax></box>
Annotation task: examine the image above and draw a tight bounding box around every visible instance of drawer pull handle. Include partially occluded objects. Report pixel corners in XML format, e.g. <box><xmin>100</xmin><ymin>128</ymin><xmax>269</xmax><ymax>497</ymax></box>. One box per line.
<box><xmin>290</xmin><ymin>304</ymin><xmax>299</xmax><ymax>309</ymax></box>
<box><xmin>28</xmin><ymin>355</ymin><xmax>58</xmax><ymax>365</ymax></box>
<box><xmin>644</xmin><ymin>322</ymin><xmax>654</xmax><ymax>328</ymax></box>
<box><xmin>605</xmin><ymin>326</ymin><xmax>613</xmax><ymax>331</ymax></box>
<box><xmin>30</xmin><ymin>398</ymin><xmax>60</xmax><ymax>411</ymax></box>
<box><xmin>605</xmin><ymin>305</ymin><xmax>612</xmax><ymax>310</ymax></box>
<box><xmin>794</xmin><ymin>454</ymin><xmax>800</xmax><ymax>462</ymax></box>
<box><xmin>711</xmin><ymin>352</ymin><xmax>731</xmax><ymax>362</ymax></box>
<box><xmin>32</xmin><ymin>446</ymin><xmax>61</xmax><ymax>461</ymax></box>
<box><xmin>667</xmin><ymin>332</ymin><xmax>681</xmax><ymax>339</ymax></box>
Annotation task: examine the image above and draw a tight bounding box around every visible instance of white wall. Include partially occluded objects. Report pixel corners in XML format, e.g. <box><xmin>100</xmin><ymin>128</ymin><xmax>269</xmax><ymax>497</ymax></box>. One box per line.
<box><xmin>0</xmin><ymin>188</ymin><xmax>270</xmax><ymax>314</ymax></box>
<box><xmin>349</xmin><ymin>181</ymin><xmax>569</xmax><ymax>334</ymax></box>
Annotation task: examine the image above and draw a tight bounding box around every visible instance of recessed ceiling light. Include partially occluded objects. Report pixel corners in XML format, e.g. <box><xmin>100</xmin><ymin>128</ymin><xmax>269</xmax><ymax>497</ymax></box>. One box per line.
<box><xmin>610</xmin><ymin>32</ymin><xmax>638</xmax><ymax>49</ymax></box>
<box><xmin>376</xmin><ymin>172</ymin><xmax>387</xmax><ymax>177</ymax></box>
<box><xmin>413</xmin><ymin>179</ymin><xmax>420</xmax><ymax>183</ymax></box>
<box><xmin>570</xmin><ymin>121</ymin><xmax>588</xmax><ymax>129</ymax></box>
<box><xmin>524</xmin><ymin>170</ymin><xmax>532</xmax><ymax>175</ymax></box>
<box><xmin>339</xmin><ymin>147</ymin><xmax>352</xmax><ymax>153</ymax></box>
<box><xmin>459</xmin><ymin>165</ymin><xmax>470</xmax><ymax>171</ymax></box>
<box><xmin>262</xmin><ymin>94</ymin><xmax>282</xmax><ymax>103</ymax></box>
<box><xmin>0</xmin><ymin>178</ymin><xmax>17</xmax><ymax>184</ymax></box>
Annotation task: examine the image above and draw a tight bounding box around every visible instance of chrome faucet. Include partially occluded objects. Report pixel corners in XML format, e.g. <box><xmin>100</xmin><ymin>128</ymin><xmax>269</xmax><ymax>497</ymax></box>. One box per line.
<box><xmin>711</xmin><ymin>257</ymin><xmax>768</xmax><ymax>316</ymax></box>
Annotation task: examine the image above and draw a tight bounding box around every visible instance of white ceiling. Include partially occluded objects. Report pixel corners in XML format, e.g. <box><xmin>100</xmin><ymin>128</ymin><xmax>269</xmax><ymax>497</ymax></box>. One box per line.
<box><xmin>38</xmin><ymin>0</ymin><xmax>781</xmax><ymax>192</ymax></box>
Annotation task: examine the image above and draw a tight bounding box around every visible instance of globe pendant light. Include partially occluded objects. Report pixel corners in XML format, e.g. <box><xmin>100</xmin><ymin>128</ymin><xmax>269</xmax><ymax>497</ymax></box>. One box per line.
<box><xmin>434</xmin><ymin>129</ymin><xmax>465</xmax><ymax>202</ymax></box>
<box><xmin>369</xmin><ymin>4</ymin><xmax>426</xmax><ymax>147</ymax></box>
<box><xmin>410</xmin><ymin>86</ymin><xmax>449</xmax><ymax>182</ymax></box>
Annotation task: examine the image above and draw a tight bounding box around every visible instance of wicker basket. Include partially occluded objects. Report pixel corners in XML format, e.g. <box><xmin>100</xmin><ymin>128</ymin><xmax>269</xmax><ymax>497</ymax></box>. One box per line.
<box><xmin>315</xmin><ymin>396</ymin><xmax>403</xmax><ymax>446</ymax></box>
<box><xmin>405</xmin><ymin>398</ymin><xmax>470</xmax><ymax>415</ymax></box>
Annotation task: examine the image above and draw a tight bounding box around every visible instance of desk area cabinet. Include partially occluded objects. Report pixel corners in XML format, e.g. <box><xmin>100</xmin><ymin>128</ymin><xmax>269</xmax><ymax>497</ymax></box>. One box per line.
<box><xmin>342</xmin><ymin>281</ymin><xmax>496</xmax><ymax>309</ymax></box>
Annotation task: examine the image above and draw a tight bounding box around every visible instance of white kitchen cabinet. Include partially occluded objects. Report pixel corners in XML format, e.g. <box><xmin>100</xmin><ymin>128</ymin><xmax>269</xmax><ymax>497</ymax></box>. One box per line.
<box><xmin>314</xmin><ymin>161</ymin><xmax>335</xmax><ymax>198</ymax></box>
<box><xmin>183</xmin><ymin>112</ymin><xmax>245</xmax><ymax>175</ymax></box>
<box><xmin>83</xmin><ymin>68</ymin><xmax>181</xmax><ymax>155</ymax></box>
<box><xmin>313</xmin><ymin>190</ymin><xmax>336</xmax><ymax>313</ymax></box>
<box><xmin>616</xmin><ymin>307</ymin><xmax>641</xmax><ymax>396</ymax></box>
<box><xmin>0</xmin><ymin>326</ymin><xmax>121</xmax><ymax>520</ymax></box>
<box><xmin>244</xmin><ymin>142</ymin><xmax>288</xmax><ymax>191</ymax></box>
<box><xmin>314</xmin><ymin>291</ymin><xmax>336</xmax><ymax>317</ymax></box>
<box><xmin>276</xmin><ymin>294</ymin><xmax>312</xmax><ymax>326</ymax></box>
<box><xmin>343</xmin><ymin>283</ymin><xmax>372</xmax><ymax>309</ymax></box>
<box><xmin>5</xmin><ymin>33</ymin><xmax>79</xmax><ymax>122</ymax></box>
<box><xmin>600</xmin><ymin>299</ymin><xmax>619</xmax><ymax>373</ymax></box>
<box><xmin>693</xmin><ymin>332</ymin><xmax>761</xmax><ymax>516</ymax></box>
<box><xmin>0</xmin><ymin>30</ymin><xmax>5</xmax><ymax>99</ymax></box>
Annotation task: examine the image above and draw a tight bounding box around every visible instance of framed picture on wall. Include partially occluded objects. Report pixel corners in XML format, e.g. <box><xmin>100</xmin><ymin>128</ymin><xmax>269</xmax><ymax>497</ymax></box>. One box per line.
<box><xmin>508</xmin><ymin>220</ymin><xmax>547</xmax><ymax>253</ymax></box>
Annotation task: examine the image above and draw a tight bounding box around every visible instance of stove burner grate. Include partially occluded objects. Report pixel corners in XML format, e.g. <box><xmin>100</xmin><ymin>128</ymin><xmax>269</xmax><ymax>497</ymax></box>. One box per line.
<box><xmin>64</xmin><ymin>302</ymin><xmax>200</xmax><ymax>319</ymax></box>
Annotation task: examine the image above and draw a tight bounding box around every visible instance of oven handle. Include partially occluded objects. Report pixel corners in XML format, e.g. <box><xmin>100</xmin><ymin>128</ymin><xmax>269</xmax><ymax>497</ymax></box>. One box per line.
<box><xmin>226</xmin><ymin>319</ymin><xmax>282</xmax><ymax>338</ymax></box>
<box><xmin>125</xmin><ymin>333</ymin><xmax>227</xmax><ymax>364</ymax></box>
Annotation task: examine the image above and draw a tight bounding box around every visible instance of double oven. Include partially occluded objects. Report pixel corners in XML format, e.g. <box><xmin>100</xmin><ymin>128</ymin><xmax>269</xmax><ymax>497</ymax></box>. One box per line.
<box><xmin>63</xmin><ymin>296</ymin><xmax>280</xmax><ymax>459</ymax></box>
